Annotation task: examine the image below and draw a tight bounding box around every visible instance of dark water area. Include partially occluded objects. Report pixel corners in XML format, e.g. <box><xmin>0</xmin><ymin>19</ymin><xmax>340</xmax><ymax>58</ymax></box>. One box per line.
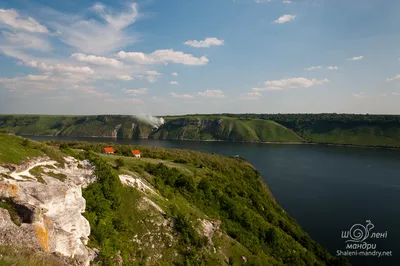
<box><xmin>27</xmin><ymin>136</ymin><xmax>400</xmax><ymax>266</ymax></box>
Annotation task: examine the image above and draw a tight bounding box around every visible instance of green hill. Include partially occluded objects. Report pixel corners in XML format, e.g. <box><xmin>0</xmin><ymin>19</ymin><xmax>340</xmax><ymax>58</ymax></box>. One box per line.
<box><xmin>0</xmin><ymin>134</ymin><xmax>350</xmax><ymax>265</ymax></box>
<box><xmin>150</xmin><ymin>117</ymin><xmax>304</xmax><ymax>142</ymax></box>
<box><xmin>1</xmin><ymin>113</ymin><xmax>400</xmax><ymax>147</ymax></box>
<box><xmin>0</xmin><ymin>115</ymin><xmax>155</xmax><ymax>138</ymax></box>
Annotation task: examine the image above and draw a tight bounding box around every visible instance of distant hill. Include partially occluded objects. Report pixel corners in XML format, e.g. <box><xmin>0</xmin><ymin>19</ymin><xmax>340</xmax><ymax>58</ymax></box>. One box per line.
<box><xmin>1</xmin><ymin>113</ymin><xmax>400</xmax><ymax>147</ymax></box>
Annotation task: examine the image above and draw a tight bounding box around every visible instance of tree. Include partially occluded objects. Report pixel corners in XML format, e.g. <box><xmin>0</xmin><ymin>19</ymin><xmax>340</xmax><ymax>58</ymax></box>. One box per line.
<box><xmin>22</xmin><ymin>139</ymin><xmax>29</xmax><ymax>147</ymax></box>
<box><xmin>115</xmin><ymin>158</ymin><xmax>125</xmax><ymax>170</ymax></box>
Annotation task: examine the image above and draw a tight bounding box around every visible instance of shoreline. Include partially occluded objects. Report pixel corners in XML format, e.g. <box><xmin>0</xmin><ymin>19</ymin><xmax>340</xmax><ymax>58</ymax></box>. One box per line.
<box><xmin>20</xmin><ymin>134</ymin><xmax>400</xmax><ymax>151</ymax></box>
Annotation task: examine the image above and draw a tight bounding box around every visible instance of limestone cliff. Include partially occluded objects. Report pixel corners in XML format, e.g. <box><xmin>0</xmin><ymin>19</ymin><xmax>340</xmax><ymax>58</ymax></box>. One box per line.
<box><xmin>0</xmin><ymin>157</ymin><xmax>95</xmax><ymax>266</ymax></box>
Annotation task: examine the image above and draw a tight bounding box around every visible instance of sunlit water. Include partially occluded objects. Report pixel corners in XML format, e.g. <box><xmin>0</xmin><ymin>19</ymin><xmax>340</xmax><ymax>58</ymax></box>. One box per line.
<box><xmin>27</xmin><ymin>136</ymin><xmax>400</xmax><ymax>266</ymax></box>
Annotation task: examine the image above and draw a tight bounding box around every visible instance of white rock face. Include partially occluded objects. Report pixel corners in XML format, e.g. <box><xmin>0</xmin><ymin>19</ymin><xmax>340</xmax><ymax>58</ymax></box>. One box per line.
<box><xmin>0</xmin><ymin>156</ymin><xmax>95</xmax><ymax>266</ymax></box>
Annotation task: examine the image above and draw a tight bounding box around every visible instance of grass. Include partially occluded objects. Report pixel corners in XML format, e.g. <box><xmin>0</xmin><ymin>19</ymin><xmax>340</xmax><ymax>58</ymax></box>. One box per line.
<box><xmin>0</xmin><ymin>245</ymin><xmax>71</xmax><ymax>266</ymax></box>
<box><xmin>0</xmin><ymin>199</ymin><xmax>21</xmax><ymax>226</ymax></box>
<box><xmin>29</xmin><ymin>166</ymin><xmax>46</xmax><ymax>184</ymax></box>
<box><xmin>46</xmin><ymin>171</ymin><xmax>67</xmax><ymax>182</ymax></box>
<box><xmin>0</xmin><ymin>134</ymin><xmax>43</xmax><ymax>164</ymax></box>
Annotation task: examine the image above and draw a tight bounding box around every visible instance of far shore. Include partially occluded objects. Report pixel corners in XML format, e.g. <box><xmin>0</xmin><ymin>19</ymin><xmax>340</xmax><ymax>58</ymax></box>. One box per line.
<box><xmin>19</xmin><ymin>134</ymin><xmax>400</xmax><ymax>151</ymax></box>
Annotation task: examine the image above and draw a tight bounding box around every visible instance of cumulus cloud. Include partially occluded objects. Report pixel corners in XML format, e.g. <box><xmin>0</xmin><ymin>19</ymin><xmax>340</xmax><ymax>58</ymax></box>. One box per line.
<box><xmin>265</xmin><ymin>77</ymin><xmax>329</xmax><ymax>88</ymax></box>
<box><xmin>26</xmin><ymin>61</ymin><xmax>94</xmax><ymax>75</ymax></box>
<box><xmin>123</xmin><ymin>88</ymin><xmax>148</xmax><ymax>95</ymax></box>
<box><xmin>184</xmin><ymin>37</ymin><xmax>224</xmax><ymax>48</ymax></box>
<box><xmin>117</xmin><ymin>74</ymin><xmax>134</xmax><ymax>81</ymax></box>
<box><xmin>0</xmin><ymin>9</ymin><xmax>48</xmax><ymax>33</ymax></box>
<box><xmin>349</xmin><ymin>56</ymin><xmax>364</xmax><ymax>61</ymax></box>
<box><xmin>273</xmin><ymin>14</ymin><xmax>296</xmax><ymax>24</ymax></box>
<box><xmin>197</xmin><ymin>90</ymin><xmax>225</xmax><ymax>98</ymax></box>
<box><xmin>71</xmin><ymin>53</ymin><xmax>123</xmax><ymax>68</ymax></box>
<box><xmin>117</xmin><ymin>49</ymin><xmax>209</xmax><ymax>66</ymax></box>
<box><xmin>282</xmin><ymin>0</ymin><xmax>292</xmax><ymax>4</ymax></box>
<box><xmin>305</xmin><ymin>66</ymin><xmax>322</xmax><ymax>71</ymax></box>
<box><xmin>53</xmin><ymin>3</ymin><xmax>138</xmax><ymax>54</ymax></box>
<box><xmin>392</xmin><ymin>92</ymin><xmax>400</xmax><ymax>96</ymax></box>
<box><xmin>172</xmin><ymin>72</ymin><xmax>178</xmax><ymax>76</ymax></box>
<box><xmin>169</xmin><ymin>81</ymin><xmax>178</xmax><ymax>85</ymax></box>
<box><xmin>169</xmin><ymin>92</ymin><xmax>194</xmax><ymax>99</ymax></box>
<box><xmin>327</xmin><ymin>66</ymin><xmax>338</xmax><ymax>70</ymax></box>
<box><xmin>387</xmin><ymin>74</ymin><xmax>400</xmax><ymax>82</ymax></box>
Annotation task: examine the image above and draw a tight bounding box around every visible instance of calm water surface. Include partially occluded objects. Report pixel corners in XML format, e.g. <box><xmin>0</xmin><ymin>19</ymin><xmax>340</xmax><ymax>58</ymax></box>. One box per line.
<box><xmin>27</xmin><ymin>136</ymin><xmax>400</xmax><ymax>266</ymax></box>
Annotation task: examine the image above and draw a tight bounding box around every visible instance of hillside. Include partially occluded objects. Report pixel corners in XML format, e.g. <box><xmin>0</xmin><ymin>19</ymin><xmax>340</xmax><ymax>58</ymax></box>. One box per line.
<box><xmin>1</xmin><ymin>113</ymin><xmax>400</xmax><ymax>147</ymax></box>
<box><xmin>0</xmin><ymin>115</ymin><xmax>155</xmax><ymax>139</ymax></box>
<box><xmin>0</xmin><ymin>134</ymin><xmax>349</xmax><ymax>265</ymax></box>
<box><xmin>149</xmin><ymin>117</ymin><xmax>304</xmax><ymax>142</ymax></box>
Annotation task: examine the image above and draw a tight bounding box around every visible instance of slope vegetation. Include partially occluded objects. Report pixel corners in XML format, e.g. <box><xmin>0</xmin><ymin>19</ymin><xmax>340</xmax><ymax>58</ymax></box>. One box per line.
<box><xmin>150</xmin><ymin>117</ymin><xmax>304</xmax><ymax>142</ymax></box>
<box><xmin>56</xmin><ymin>140</ymin><xmax>349</xmax><ymax>266</ymax></box>
<box><xmin>0</xmin><ymin>115</ymin><xmax>154</xmax><ymax>139</ymax></box>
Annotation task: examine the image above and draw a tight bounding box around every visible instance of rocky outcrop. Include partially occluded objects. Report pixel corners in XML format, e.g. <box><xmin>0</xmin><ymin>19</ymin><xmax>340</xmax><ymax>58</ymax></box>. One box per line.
<box><xmin>0</xmin><ymin>157</ymin><xmax>95</xmax><ymax>266</ymax></box>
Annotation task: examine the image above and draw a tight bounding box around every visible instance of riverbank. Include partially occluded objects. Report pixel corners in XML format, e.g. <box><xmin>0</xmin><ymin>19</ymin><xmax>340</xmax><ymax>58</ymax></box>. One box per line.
<box><xmin>21</xmin><ymin>134</ymin><xmax>400</xmax><ymax>151</ymax></box>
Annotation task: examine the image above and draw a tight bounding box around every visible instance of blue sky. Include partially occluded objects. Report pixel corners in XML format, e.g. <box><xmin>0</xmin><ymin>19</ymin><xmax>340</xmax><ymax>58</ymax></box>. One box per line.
<box><xmin>0</xmin><ymin>0</ymin><xmax>399</xmax><ymax>115</ymax></box>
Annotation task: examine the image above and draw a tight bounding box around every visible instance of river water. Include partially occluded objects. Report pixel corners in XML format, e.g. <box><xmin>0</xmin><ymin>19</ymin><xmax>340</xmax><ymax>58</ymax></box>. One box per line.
<box><xmin>27</xmin><ymin>136</ymin><xmax>400</xmax><ymax>266</ymax></box>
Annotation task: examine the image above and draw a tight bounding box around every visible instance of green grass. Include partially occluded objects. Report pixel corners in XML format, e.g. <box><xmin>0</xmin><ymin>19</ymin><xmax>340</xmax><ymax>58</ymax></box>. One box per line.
<box><xmin>0</xmin><ymin>199</ymin><xmax>21</xmax><ymax>226</ymax></box>
<box><xmin>46</xmin><ymin>171</ymin><xmax>67</xmax><ymax>182</ymax></box>
<box><xmin>0</xmin><ymin>134</ymin><xmax>43</xmax><ymax>164</ymax></box>
<box><xmin>29</xmin><ymin>166</ymin><xmax>46</xmax><ymax>184</ymax></box>
<box><xmin>0</xmin><ymin>245</ymin><xmax>71</xmax><ymax>266</ymax></box>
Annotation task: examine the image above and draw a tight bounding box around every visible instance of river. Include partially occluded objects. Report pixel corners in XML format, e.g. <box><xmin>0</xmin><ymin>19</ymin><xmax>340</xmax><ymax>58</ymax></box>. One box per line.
<box><xmin>27</xmin><ymin>136</ymin><xmax>400</xmax><ymax>266</ymax></box>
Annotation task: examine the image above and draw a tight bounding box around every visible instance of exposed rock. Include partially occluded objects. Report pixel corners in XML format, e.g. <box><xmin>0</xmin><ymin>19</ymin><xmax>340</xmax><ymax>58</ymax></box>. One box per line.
<box><xmin>0</xmin><ymin>156</ymin><xmax>95</xmax><ymax>266</ymax></box>
<box><xmin>198</xmin><ymin>219</ymin><xmax>221</xmax><ymax>245</ymax></box>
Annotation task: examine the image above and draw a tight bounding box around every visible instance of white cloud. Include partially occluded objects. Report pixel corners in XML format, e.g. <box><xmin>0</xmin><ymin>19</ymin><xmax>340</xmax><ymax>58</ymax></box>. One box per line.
<box><xmin>352</xmin><ymin>92</ymin><xmax>365</xmax><ymax>98</ymax></box>
<box><xmin>282</xmin><ymin>0</ymin><xmax>292</xmax><ymax>4</ymax></box>
<box><xmin>184</xmin><ymin>37</ymin><xmax>224</xmax><ymax>48</ymax></box>
<box><xmin>264</xmin><ymin>77</ymin><xmax>329</xmax><ymax>89</ymax></box>
<box><xmin>26</xmin><ymin>61</ymin><xmax>94</xmax><ymax>75</ymax></box>
<box><xmin>117</xmin><ymin>74</ymin><xmax>134</xmax><ymax>81</ymax></box>
<box><xmin>327</xmin><ymin>66</ymin><xmax>338</xmax><ymax>70</ymax></box>
<box><xmin>197</xmin><ymin>90</ymin><xmax>225</xmax><ymax>98</ymax></box>
<box><xmin>387</xmin><ymin>74</ymin><xmax>400</xmax><ymax>82</ymax></box>
<box><xmin>305</xmin><ymin>66</ymin><xmax>322</xmax><ymax>71</ymax></box>
<box><xmin>172</xmin><ymin>72</ymin><xmax>178</xmax><ymax>76</ymax></box>
<box><xmin>392</xmin><ymin>92</ymin><xmax>400</xmax><ymax>96</ymax></box>
<box><xmin>241</xmin><ymin>91</ymin><xmax>262</xmax><ymax>100</ymax></box>
<box><xmin>252</xmin><ymin>86</ymin><xmax>283</xmax><ymax>92</ymax></box>
<box><xmin>54</xmin><ymin>3</ymin><xmax>138</xmax><ymax>54</ymax></box>
<box><xmin>0</xmin><ymin>9</ymin><xmax>48</xmax><ymax>33</ymax></box>
<box><xmin>2</xmin><ymin>31</ymin><xmax>51</xmax><ymax>52</ymax></box>
<box><xmin>71</xmin><ymin>53</ymin><xmax>123</xmax><ymax>68</ymax></box>
<box><xmin>169</xmin><ymin>81</ymin><xmax>178</xmax><ymax>85</ymax></box>
<box><xmin>349</xmin><ymin>56</ymin><xmax>364</xmax><ymax>61</ymax></box>
<box><xmin>146</xmin><ymin>70</ymin><xmax>161</xmax><ymax>76</ymax></box>
<box><xmin>273</xmin><ymin>14</ymin><xmax>296</xmax><ymax>24</ymax></box>
<box><xmin>117</xmin><ymin>49</ymin><xmax>209</xmax><ymax>65</ymax></box>
<box><xmin>27</xmin><ymin>74</ymin><xmax>49</xmax><ymax>81</ymax></box>
<box><xmin>169</xmin><ymin>92</ymin><xmax>194</xmax><ymax>99</ymax></box>
<box><xmin>123</xmin><ymin>88</ymin><xmax>148</xmax><ymax>95</ymax></box>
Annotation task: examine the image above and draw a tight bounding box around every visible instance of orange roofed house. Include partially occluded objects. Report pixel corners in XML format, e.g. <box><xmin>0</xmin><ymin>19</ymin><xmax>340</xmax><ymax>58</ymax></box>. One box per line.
<box><xmin>132</xmin><ymin>150</ymin><xmax>141</xmax><ymax>158</ymax></box>
<box><xmin>103</xmin><ymin>147</ymin><xmax>115</xmax><ymax>154</ymax></box>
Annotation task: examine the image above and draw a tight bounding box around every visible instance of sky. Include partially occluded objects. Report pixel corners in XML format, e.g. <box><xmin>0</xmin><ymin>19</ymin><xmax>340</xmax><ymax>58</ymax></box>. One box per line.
<box><xmin>0</xmin><ymin>0</ymin><xmax>399</xmax><ymax>115</ymax></box>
